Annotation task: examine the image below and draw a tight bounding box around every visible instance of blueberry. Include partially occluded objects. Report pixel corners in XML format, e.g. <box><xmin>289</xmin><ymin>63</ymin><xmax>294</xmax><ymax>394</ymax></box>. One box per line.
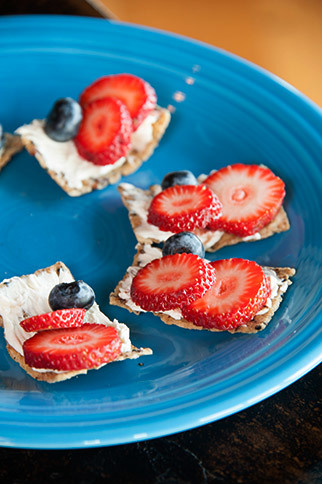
<box><xmin>44</xmin><ymin>97</ymin><xmax>82</xmax><ymax>142</ymax></box>
<box><xmin>162</xmin><ymin>232</ymin><xmax>205</xmax><ymax>258</ymax></box>
<box><xmin>0</xmin><ymin>124</ymin><xmax>4</xmax><ymax>150</ymax></box>
<box><xmin>161</xmin><ymin>170</ymin><xmax>197</xmax><ymax>190</ymax></box>
<box><xmin>48</xmin><ymin>281</ymin><xmax>95</xmax><ymax>311</ymax></box>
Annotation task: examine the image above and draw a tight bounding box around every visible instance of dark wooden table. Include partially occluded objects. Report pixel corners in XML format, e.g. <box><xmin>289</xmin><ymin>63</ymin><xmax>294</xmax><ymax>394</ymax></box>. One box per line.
<box><xmin>0</xmin><ymin>2</ymin><xmax>321</xmax><ymax>483</ymax></box>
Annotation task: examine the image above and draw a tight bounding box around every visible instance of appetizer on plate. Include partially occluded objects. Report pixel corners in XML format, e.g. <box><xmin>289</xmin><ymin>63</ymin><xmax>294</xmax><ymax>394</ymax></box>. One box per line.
<box><xmin>0</xmin><ymin>124</ymin><xmax>23</xmax><ymax>172</ymax></box>
<box><xmin>118</xmin><ymin>164</ymin><xmax>290</xmax><ymax>252</ymax></box>
<box><xmin>16</xmin><ymin>74</ymin><xmax>171</xmax><ymax>196</ymax></box>
<box><xmin>0</xmin><ymin>261</ymin><xmax>152</xmax><ymax>383</ymax></box>
<box><xmin>110</xmin><ymin>234</ymin><xmax>295</xmax><ymax>334</ymax></box>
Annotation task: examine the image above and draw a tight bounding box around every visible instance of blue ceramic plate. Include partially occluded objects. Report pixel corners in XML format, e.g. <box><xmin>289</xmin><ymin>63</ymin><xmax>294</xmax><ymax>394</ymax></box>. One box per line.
<box><xmin>0</xmin><ymin>15</ymin><xmax>321</xmax><ymax>449</ymax></box>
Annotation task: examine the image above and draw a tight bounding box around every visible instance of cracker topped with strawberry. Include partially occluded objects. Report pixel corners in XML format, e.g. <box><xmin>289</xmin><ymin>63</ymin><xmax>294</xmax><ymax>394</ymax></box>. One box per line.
<box><xmin>118</xmin><ymin>163</ymin><xmax>290</xmax><ymax>252</ymax></box>
<box><xmin>0</xmin><ymin>262</ymin><xmax>152</xmax><ymax>383</ymax></box>
<box><xmin>110</xmin><ymin>233</ymin><xmax>295</xmax><ymax>334</ymax></box>
<box><xmin>16</xmin><ymin>74</ymin><xmax>171</xmax><ymax>196</ymax></box>
<box><xmin>0</xmin><ymin>123</ymin><xmax>23</xmax><ymax>172</ymax></box>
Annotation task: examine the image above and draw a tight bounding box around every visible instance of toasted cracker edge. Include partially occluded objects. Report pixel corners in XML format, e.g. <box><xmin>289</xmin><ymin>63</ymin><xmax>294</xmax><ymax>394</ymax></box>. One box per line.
<box><xmin>210</xmin><ymin>206</ymin><xmax>290</xmax><ymax>252</ymax></box>
<box><xmin>109</xmin><ymin>245</ymin><xmax>296</xmax><ymax>334</ymax></box>
<box><xmin>20</xmin><ymin>107</ymin><xmax>171</xmax><ymax>197</ymax></box>
<box><xmin>0</xmin><ymin>261</ymin><xmax>152</xmax><ymax>383</ymax></box>
<box><xmin>5</xmin><ymin>342</ymin><xmax>152</xmax><ymax>383</ymax></box>
<box><xmin>117</xmin><ymin>184</ymin><xmax>290</xmax><ymax>251</ymax></box>
<box><xmin>0</xmin><ymin>134</ymin><xmax>24</xmax><ymax>171</ymax></box>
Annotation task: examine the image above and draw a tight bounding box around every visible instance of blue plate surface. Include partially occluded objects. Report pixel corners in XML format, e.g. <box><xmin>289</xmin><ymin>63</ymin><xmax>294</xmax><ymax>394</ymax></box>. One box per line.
<box><xmin>0</xmin><ymin>15</ymin><xmax>321</xmax><ymax>449</ymax></box>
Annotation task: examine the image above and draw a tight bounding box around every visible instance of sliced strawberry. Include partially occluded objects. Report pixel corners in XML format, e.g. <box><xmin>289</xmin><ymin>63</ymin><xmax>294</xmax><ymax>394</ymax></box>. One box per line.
<box><xmin>204</xmin><ymin>164</ymin><xmax>285</xmax><ymax>236</ymax></box>
<box><xmin>182</xmin><ymin>258</ymin><xmax>271</xmax><ymax>330</ymax></box>
<box><xmin>147</xmin><ymin>185</ymin><xmax>222</xmax><ymax>233</ymax></box>
<box><xmin>23</xmin><ymin>323</ymin><xmax>122</xmax><ymax>371</ymax></box>
<box><xmin>79</xmin><ymin>74</ymin><xmax>157</xmax><ymax>129</ymax></box>
<box><xmin>131</xmin><ymin>253</ymin><xmax>216</xmax><ymax>311</ymax></box>
<box><xmin>20</xmin><ymin>308</ymin><xmax>86</xmax><ymax>332</ymax></box>
<box><xmin>74</xmin><ymin>97</ymin><xmax>132</xmax><ymax>166</ymax></box>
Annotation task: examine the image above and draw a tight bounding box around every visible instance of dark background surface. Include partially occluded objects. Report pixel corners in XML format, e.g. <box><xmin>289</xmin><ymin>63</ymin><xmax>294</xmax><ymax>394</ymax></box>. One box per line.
<box><xmin>0</xmin><ymin>2</ymin><xmax>321</xmax><ymax>483</ymax></box>
<box><xmin>1</xmin><ymin>0</ymin><xmax>103</xmax><ymax>17</ymax></box>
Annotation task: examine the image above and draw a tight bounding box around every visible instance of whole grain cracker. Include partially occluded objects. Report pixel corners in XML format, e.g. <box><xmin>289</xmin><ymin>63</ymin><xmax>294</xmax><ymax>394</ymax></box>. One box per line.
<box><xmin>0</xmin><ymin>261</ymin><xmax>152</xmax><ymax>383</ymax></box>
<box><xmin>5</xmin><ymin>341</ymin><xmax>152</xmax><ymax>383</ymax></box>
<box><xmin>109</xmin><ymin>244</ymin><xmax>295</xmax><ymax>334</ymax></box>
<box><xmin>0</xmin><ymin>134</ymin><xmax>23</xmax><ymax>171</ymax></box>
<box><xmin>118</xmin><ymin>183</ymin><xmax>290</xmax><ymax>252</ymax></box>
<box><xmin>20</xmin><ymin>107</ymin><xmax>170</xmax><ymax>197</ymax></box>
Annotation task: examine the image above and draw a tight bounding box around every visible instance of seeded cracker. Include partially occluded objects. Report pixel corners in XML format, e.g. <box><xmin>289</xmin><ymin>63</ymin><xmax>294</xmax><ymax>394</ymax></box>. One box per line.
<box><xmin>109</xmin><ymin>244</ymin><xmax>295</xmax><ymax>334</ymax></box>
<box><xmin>0</xmin><ymin>134</ymin><xmax>23</xmax><ymax>171</ymax></box>
<box><xmin>118</xmin><ymin>183</ymin><xmax>290</xmax><ymax>252</ymax></box>
<box><xmin>19</xmin><ymin>107</ymin><xmax>171</xmax><ymax>197</ymax></box>
<box><xmin>0</xmin><ymin>262</ymin><xmax>152</xmax><ymax>383</ymax></box>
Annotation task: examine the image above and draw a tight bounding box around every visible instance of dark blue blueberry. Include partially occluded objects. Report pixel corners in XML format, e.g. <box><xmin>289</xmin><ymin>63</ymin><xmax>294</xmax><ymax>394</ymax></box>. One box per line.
<box><xmin>44</xmin><ymin>97</ymin><xmax>82</xmax><ymax>142</ymax></box>
<box><xmin>162</xmin><ymin>232</ymin><xmax>205</xmax><ymax>258</ymax></box>
<box><xmin>0</xmin><ymin>124</ymin><xmax>4</xmax><ymax>150</ymax></box>
<box><xmin>48</xmin><ymin>280</ymin><xmax>95</xmax><ymax>311</ymax></box>
<box><xmin>161</xmin><ymin>170</ymin><xmax>197</xmax><ymax>190</ymax></box>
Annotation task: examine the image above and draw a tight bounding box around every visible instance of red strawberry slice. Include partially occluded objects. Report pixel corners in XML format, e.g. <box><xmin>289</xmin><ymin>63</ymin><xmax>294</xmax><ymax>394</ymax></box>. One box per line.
<box><xmin>182</xmin><ymin>258</ymin><xmax>271</xmax><ymax>330</ymax></box>
<box><xmin>23</xmin><ymin>323</ymin><xmax>122</xmax><ymax>371</ymax></box>
<box><xmin>74</xmin><ymin>97</ymin><xmax>132</xmax><ymax>166</ymax></box>
<box><xmin>79</xmin><ymin>74</ymin><xmax>157</xmax><ymax>129</ymax></box>
<box><xmin>204</xmin><ymin>164</ymin><xmax>285</xmax><ymax>236</ymax></box>
<box><xmin>131</xmin><ymin>253</ymin><xmax>216</xmax><ymax>312</ymax></box>
<box><xmin>147</xmin><ymin>185</ymin><xmax>222</xmax><ymax>233</ymax></box>
<box><xmin>20</xmin><ymin>308</ymin><xmax>86</xmax><ymax>332</ymax></box>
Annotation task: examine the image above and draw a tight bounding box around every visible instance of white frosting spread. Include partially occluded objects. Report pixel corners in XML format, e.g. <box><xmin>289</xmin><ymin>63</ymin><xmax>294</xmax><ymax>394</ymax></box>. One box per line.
<box><xmin>0</xmin><ymin>265</ymin><xmax>131</xmax><ymax>373</ymax></box>
<box><xmin>131</xmin><ymin>111</ymin><xmax>159</xmax><ymax>151</ymax></box>
<box><xmin>16</xmin><ymin>111</ymin><xmax>159</xmax><ymax>190</ymax></box>
<box><xmin>117</xmin><ymin>245</ymin><xmax>288</xmax><ymax>322</ymax></box>
<box><xmin>256</xmin><ymin>267</ymin><xmax>289</xmax><ymax>315</ymax></box>
<box><xmin>242</xmin><ymin>232</ymin><xmax>262</xmax><ymax>242</ymax></box>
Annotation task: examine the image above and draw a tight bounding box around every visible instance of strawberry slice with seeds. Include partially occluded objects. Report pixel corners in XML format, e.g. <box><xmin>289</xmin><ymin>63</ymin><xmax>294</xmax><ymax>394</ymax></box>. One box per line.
<box><xmin>23</xmin><ymin>323</ymin><xmax>122</xmax><ymax>371</ymax></box>
<box><xmin>20</xmin><ymin>308</ymin><xmax>86</xmax><ymax>332</ymax></box>
<box><xmin>131</xmin><ymin>253</ymin><xmax>216</xmax><ymax>312</ymax></box>
<box><xmin>204</xmin><ymin>164</ymin><xmax>285</xmax><ymax>236</ymax></box>
<box><xmin>147</xmin><ymin>185</ymin><xmax>222</xmax><ymax>233</ymax></box>
<box><xmin>79</xmin><ymin>74</ymin><xmax>157</xmax><ymax>129</ymax></box>
<box><xmin>74</xmin><ymin>97</ymin><xmax>132</xmax><ymax>166</ymax></box>
<box><xmin>182</xmin><ymin>258</ymin><xmax>271</xmax><ymax>330</ymax></box>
